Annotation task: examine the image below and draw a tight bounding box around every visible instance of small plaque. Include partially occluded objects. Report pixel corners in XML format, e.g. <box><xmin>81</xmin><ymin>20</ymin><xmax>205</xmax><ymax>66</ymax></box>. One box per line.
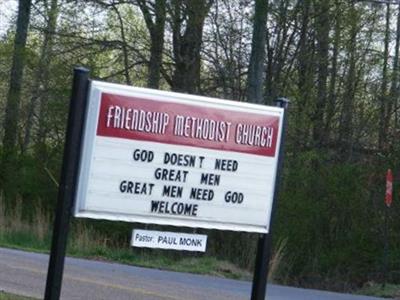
<box><xmin>131</xmin><ymin>229</ymin><xmax>207</xmax><ymax>252</ymax></box>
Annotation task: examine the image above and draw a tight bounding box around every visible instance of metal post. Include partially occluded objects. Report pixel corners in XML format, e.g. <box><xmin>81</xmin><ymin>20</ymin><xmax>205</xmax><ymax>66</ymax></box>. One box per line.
<box><xmin>44</xmin><ymin>67</ymin><xmax>90</xmax><ymax>300</ymax></box>
<box><xmin>251</xmin><ymin>98</ymin><xmax>289</xmax><ymax>300</ymax></box>
<box><xmin>383</xmin><ymin>205</ymin><xmax>389</xmax><ymax>287</ymax></box>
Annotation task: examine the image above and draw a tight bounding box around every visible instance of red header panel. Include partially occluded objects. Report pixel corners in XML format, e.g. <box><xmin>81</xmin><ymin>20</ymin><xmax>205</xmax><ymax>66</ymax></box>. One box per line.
<box><xmin>96</xmin><ymin>93</ymin><xmax>280</xmax><ymax>157</ymax></box>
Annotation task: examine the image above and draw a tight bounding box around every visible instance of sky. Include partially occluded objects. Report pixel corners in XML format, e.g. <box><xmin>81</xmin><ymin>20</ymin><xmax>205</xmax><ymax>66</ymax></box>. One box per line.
<box><xmin>0</xmin><ymin>0</ymin><xmax>18</xmax><ymax>36</ymax></box>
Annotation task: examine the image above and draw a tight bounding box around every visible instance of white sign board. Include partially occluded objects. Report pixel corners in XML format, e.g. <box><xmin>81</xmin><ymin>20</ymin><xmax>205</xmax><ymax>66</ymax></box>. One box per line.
<box><xmin>131</xmin><ymin>229</ymin><xmax>207</xmax><ymax>252</ymax></box>
<box><xmin>74</xmin><ymin>81</ymin><xmax>284</xmax><ymax>233</ymax></box>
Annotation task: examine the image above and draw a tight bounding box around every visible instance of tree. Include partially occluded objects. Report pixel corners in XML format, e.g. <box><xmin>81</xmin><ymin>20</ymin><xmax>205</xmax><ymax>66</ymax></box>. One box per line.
<box><xmin>23</xmin><ymin>0</ymin><xmax>59</xmax><ymax>153</ymax></box>
<box><xmin>339</xmin><ymin>1</ymin><xmax>359</xmax><ymax>159</ymax></box>
<box><xmin>312</xmin><ymin>0</ymin><xmax>330</xmax><ymax>147</ymax></box>
<box><xmin>378</xmin><ymin>2</ymin><xmax>390</xmax><ymax>150</ymax></box>
<box><xmin>246</xmin><ymin>0</ymin><xmax>268</xmax><ymax>104</ymax></box>
<box><xmin>113</xmin><ymin>3</ymin><xmax>133</xmax><ymax>85</ymax></box>
<box><xmin>202</xmin><ymin>0</ymin><xmax>251</xmax><ymax>100</ymax></box>
<box><xmin>168</xmin><ymin>0</ymin><xmax>213</xmax><ymax>93</ymax></box>
<box><xmin>387</xmin><ymin>3</ymin><xmax>400</xmax><ymax>141</ymax></box>
<box><xmin>137</xmin><ymin>0</ymin><xmax>166</xmax><ymax>89</ymax></box>
<box><xmin>295</xmin><ymin>0</ymin><xmax>313</xmax><ymax>148</ymax></box>
<box><xmin>1</xmin><ymin>0</ymin><xmax>32</xmax><ymax>199</ymax></box>
<box><xmin>324</xmin><ymin>0</ymin><xmax>342</xmax><ymax>142</ymax></box>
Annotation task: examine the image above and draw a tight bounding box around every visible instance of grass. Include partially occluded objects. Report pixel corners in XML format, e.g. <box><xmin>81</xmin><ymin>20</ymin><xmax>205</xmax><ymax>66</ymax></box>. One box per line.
<box><xmin>5</xmin><ymin>198</ymin><xmax>399</xmax><ymax>298</ymax></box>
<box><xmin>0</xmin><ymin>292</ymin><xmax>36</xmax><ymax>300</ymax></box>
<box><xmin>0</xmin><ymin>195</ymin><xmax>294</xmax><ymax>285</ymax></box>
<box><xmin>356</xmin><ymin>282</ymin><xmax>400</xmax><ymax>299</ymax></box>
<box><xmin>0</xmin><ymin>227</ymin><xmax>252</xmax><ymax>280</ymax></box>
<box><xmin>0</xmin><ymin>198</ymin><xmax>257</xmax><ymax>280</ymax></box>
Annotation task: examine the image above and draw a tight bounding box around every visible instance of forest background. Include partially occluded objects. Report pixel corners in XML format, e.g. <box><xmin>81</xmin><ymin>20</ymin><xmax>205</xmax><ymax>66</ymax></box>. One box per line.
<box><xmin>1</xmin><ymin>0</ymin><xmax>400</xmax><ymax>294</ymax></box>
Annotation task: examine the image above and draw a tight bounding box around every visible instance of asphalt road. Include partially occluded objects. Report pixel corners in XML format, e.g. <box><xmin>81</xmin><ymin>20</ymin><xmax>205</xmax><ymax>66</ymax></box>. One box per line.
<box><xmin>0</xmin><ymin>247</ymin><xmax>387</xmax><ymax>300</ymax></box>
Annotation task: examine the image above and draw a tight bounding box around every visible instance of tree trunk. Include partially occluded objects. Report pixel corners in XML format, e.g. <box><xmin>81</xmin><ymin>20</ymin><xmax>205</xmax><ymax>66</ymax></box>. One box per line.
<box><xmin>394</xmin><ymin>4</ymin><xmax>400</xmax><ymax>128</ymax></box>
<box><xmin>265</xmin><ymin>1</ymin><xmax>297</xmax><ymax>104</ymax></box>
<box><xmin>137</xmin><ymin>0</ymin><xmax>166</xmax><ymax>89</ymax></box>
<box><xmin>148</xmin><ymin>0</ymin><xmax>166</xmax><ymax>89</ymax></box>
<box><xmin>339</xmin><ymin>1</ymin><xmax>359</xmax><ymax>160</ymax></box>
<box><xmin>312</xmin><ymin>0</ymin><xmax>330</xmax><ymax>147</ymax></box>
<box><xmin>378</xmin><ymin>3</ymin><xmax>390</xmax><ymax>150</ymax></box>
<box><xmin>170</xmin><ymin>0</ymin><xmax>213</xmax><ymax>94</ymax></box>
<box><xmin>325</xmin><ymin>0</ymin><xmax>341</xmax><ymax>142</ymax></box>
<box><xmin>3</xmin><ymin>0</ymin><xmax>32</xmax><ymax>153</ymax></box>
<box><xmin>114</xmin><ymin>5</ymin><xmax>132</xmax><ymax>85</ymax></box>
<box><xmin>387</xmin><ymin>3</ymin><xmax>400</xmax><ymax>139</ymax></box>
<box><xmin>1</xmin><ymin>0</ymin><xmax>32</xmax><ymax>198</ymax></box>
<box><xmin>295</xmin><ymin>0</ymin><xmax>313</xmax><ymax>148</ymax></box>
<box><xmin>23</xmin><ymin>0</ymin><xmax>58</xmax><ymax>153</ymax></box>
<box><xmin>246</xmin><ymin>0</ymin><xmax>268</xmax><ymax>104</ymax></box>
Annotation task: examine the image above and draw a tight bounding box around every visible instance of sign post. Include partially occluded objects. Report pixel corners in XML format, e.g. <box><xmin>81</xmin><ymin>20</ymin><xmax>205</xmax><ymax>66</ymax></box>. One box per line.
<box><xmin>250</xmin><ymin>98</ymin><xmax>289</xmax><ymax>300</ymax></box>
<box><xmin>44</xmin><ymin>67</ymin><xmax>90</xmax><ymax>300</ymax></box>
<box><xmin>385</xmin><ymin>169</ymin><xmax>393</xmax><ymax>208</ymax></box>
<box><xmin>383</xmin><ymin>168</ymin><xmax>393</xmax><ymax>286</ymax></box>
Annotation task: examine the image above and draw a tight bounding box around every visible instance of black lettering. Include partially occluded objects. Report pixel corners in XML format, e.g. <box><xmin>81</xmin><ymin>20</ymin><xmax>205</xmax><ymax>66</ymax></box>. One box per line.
<box><xmin>162</xmin><ymin>185</ymin><xmax>183</xmax><ymax>198</ymax></box>
<box><xmin>190</xmin><ymin>188</ymin><xmax>214</xmax><ymax>201</ymax></box>
<box><xmin>177</xmin><ymin>202</ymin><xmax>184</xmax><ymax>214</ymax></box>
<box><xmin>225</xmin><ymin>191</ymin><xmax>244</xmax><ymax>204</ymax></box>
<box><xmin>119</xmin><ymin>181</ymin><xmax>153</xmax><ymax>195</ymax></box>
<box><xmin>164</xmin><ymin>152</ymin><xmax>196</xmax><ymax>167</ymax></box>
<box><xmin>159</xmin><ymin>201</ymin><xmax>166</xmax><ymax>212</ymax></box>
<box><xmin>192</xmin><ymin>205</ymin><xmax>198</xmax><ymax>216</ymax></box>
<box><xmin>190</xmin><ymin>188</ymin><xmax>196</xmax><ymax>199</ymax></box>
<box><xmin>127</xmin><ymin>181</ymin><xmax>133</xmax><ymax>193</ymax></box>
<box><xmin>151</xmin><ymin>200</ymin><xmax>160</xmax><ymax>212</ymax></box>
<box><xmin>199</xmin><ymin>156</ymin><xmax>205</xmax><ymax>168</ymax></box>
<box><xmin>163</xmin><ymin>169</ymin><xmax>169</xmax><ymax>180</ymax></box>
<box><xmin>179</xmin><ymin>237</ymin><xmax>202</xmax><ymax>247</ymax></box>
<box><xmin>119</xmin><ymin>180</ymin><xmax>127</xmax><ymax>192</ymax></box>
<box><xmin>164</xmin><ymin>201</ymin><xmax>170</xmax><ymax>214</ymax></box>
<box><xmin>214</xmin><ymin>159</ymin><xmax>238</xmax><ymax>172</ymax></box>
<box><xmin>148</xmin><ymin>183</ymin><xmax>154</xmax><ymax>195</ymax></box>
<box><xmin>200</xmin><ymin>173</ymin><xmax>220</xmax><ymax>186</ymax></box>
<box><xmin>150</xmin><ymin>201</ymin><xmax>198</xmax><ymax>216</ymax></box>
<box><xmin>134</xmin><ymin>183</ymin><xmax>141</xmax><ymax>194</ymax></box>
<box><xmin>133</xmin><ymin>149</ymin><xmax>154</xmax><ymax>162</ymax></box>
<box><xmin>154</xmin><ymin>168</ymin><xmax>189</xmax><ymax>182</ymax></box>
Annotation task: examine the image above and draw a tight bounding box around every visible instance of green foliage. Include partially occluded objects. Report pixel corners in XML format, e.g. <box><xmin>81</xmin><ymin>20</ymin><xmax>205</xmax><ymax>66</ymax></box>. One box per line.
<box><xmin>275</xmin><ymin>149</ymin><xmax>400</xmax><ymax>288</ymax></box>
<box><xmin>357</xmin><ymin>283</ymin><xmax>400</xmax><ymax>298</ymax></box>
<box><xmin>1</xmin><ymin>0</ymin><xmax>400</xmax><ymax>293</ymax></box>
<box><xmin>0</xmin><ymin>205</ymin><xmax>250</xmax><ymax>280</ymax></box>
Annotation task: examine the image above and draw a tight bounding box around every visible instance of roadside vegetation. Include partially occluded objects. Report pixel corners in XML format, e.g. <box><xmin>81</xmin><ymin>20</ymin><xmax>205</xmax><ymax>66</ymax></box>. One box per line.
<box><xmin>1</xmin><ymin>0</ymin><xmax>400</xmax><ymax>297</ymax></box>
<box><xmin>357</xmin><ymin>283</ymin><xmax>400</xmax><ymax>299</ymax></box>
<box><xmin>0</xmin><ymin>292</ymin><xmax>36</xmax><ymax>300</ymax></box>
<box><xmin>0</xmin><ymin>197</ymin><xmax>259</xmax><ymax>280</ymax></box>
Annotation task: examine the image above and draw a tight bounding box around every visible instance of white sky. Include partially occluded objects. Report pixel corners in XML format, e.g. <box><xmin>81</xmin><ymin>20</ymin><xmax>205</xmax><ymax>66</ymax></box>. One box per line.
<box><xmin>0</xmin><ymin>0</ymin><xmax>18</xmax><ymax>36</ymax></box>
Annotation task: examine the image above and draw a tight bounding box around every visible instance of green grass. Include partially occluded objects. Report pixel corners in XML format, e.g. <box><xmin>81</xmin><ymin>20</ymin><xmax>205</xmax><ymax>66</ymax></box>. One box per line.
<box><xmin>356</xmin><ymin>283</ymin><xmax>400</xmax><ymax>298</ymax></box>
<box><xmin>68</xmin><ymin>241</ymin><xmax>251</xmax><ymax>279</ymax></box>
<box><xmin>0</xmin><ymin>227</ymin><xmax>251</xmax><ymax>280</ymax></box>
<box><xmin>0</xmin><ymin>292</ymin><xmax>37</xmax><ymax>300</ymax></box>
<box><xmin>0</xmin><ymin>199</ymin><xmax>271</xmax><ymax>282</ymax></box>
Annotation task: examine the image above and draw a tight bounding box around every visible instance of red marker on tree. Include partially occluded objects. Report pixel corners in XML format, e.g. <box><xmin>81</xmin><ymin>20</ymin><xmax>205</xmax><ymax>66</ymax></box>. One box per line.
<box><xmin>385</xmin><ymin>169</ymin><xmax>393</xmax><ymax>207</ymax></box>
